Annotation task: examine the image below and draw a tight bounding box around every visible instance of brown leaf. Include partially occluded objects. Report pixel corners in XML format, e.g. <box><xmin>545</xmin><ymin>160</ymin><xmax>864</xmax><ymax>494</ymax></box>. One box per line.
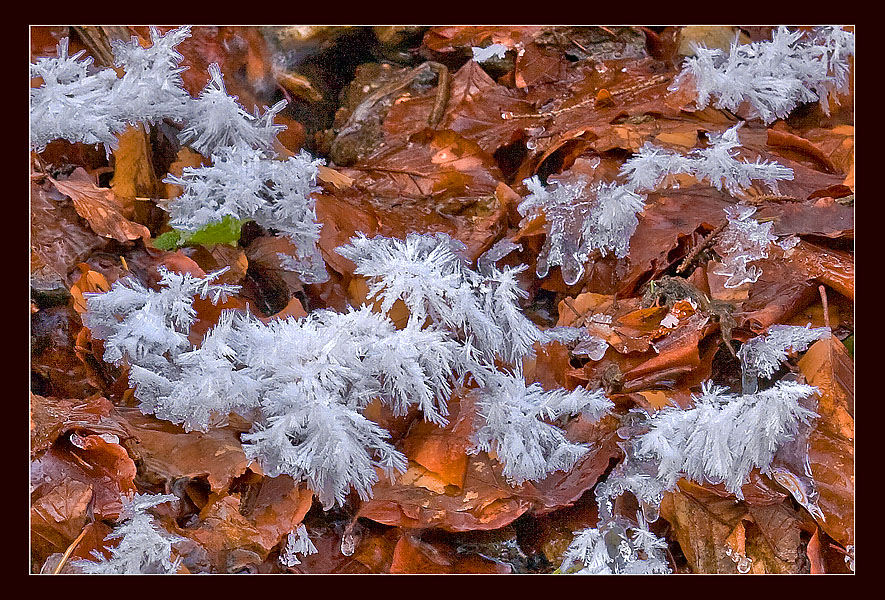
<box><xmin>110</xmin><ymin>125</ymin><xmax>159</xmax><ymax>215</ymax></box>
<box><xmin>117</xmin><ymin>407</ymin><xmax>252</xmax><ymax>494</ymax></box>
<box><xmin>29</xmin><ymin>394</ymin><xmax>125</xmax><ymax>457</ymax></box>
<box><xmin>31</xmin><ymin>178</ymin><xmax>109</xmax><ymax>288</ymax></box>
<box><xmin>798</xmin><ymin>337</ymin><xmax>854</xmax><ymax>547</ymax></box>
<box><xmin>384</xmin><ymin>60</ymin><xmax>535</xmax><ymax>156</ymax></box>
<box><xmin>32</xmin><ymin>304</ymin><xmax>102</xmax><ymax>398</ymax></box>
<box><xmin>180</xmin><ymin>494</ymin><xmax>267</xmax><ymax>572</ymax></box>
<box><xmin>30</xmin><ymin>478</ymin><xmax>93</xmax><ymax>564</ymax></box>
<box><xmin>239</xmin><ymin>475</ymin><xmax>315</xmax><ymax>554</ymax></box>
<box><xmin>31</xmin><ymin>436</ymin><xmax>136</xmax><ymax>521</ymax></box>
<box><xmin>389</xmin><ymin>533</ymin><xmax>510</xmax><ymax>574</ymax></box>
<box><xmin>49</xmin><ymin>168</ymin><xmax>150</xmax><ymax>242</ymax></box>
<box><xmin>70</xmin><ymin>263</ymin><xmax>110</xmax><ymax>314</ymax></box>
<box><xmin>423</xmin><ymin>26</ymin><xmax>541</xmax><ymax>54</ymax></box>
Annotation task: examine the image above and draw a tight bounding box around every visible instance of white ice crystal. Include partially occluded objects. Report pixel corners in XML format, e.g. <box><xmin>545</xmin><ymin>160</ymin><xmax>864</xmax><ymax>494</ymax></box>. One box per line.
<box><xmin>671</xmin><ymin>26</ymin><xmax>855</xmax><ymax>124</ymax></box>
<box><xmin>280</xmin><ymin>524</ymin><xmax>318</xmax><ymax>567</ymax></box>
<box><xmin>163</xmin><ymin>145</ymin><xmax>328</xmax><ymax>283</ymax></box>
<box><xmin>178</xmin><ymin>63</ymin><xmax>287</xmax><ymax>156</ymax></box>
<box><xmin>238</xmin><ymin>307</ymin><xmax>463</xmax><ymax>508</ymax></box>
<box><xmin>517</xmin><ymin>176</ymin><xmax>645</xmax><ymax>285</ymax></box>
<box><xmin>73</xmin><ymin>493</ymin><xmax>184</xmax><ymax>574</ymax></box>
<box><xmin>713</xmin><ymin>204</ymin><xmax>777</xmax><ymax>288</ymax></box>
<box><xmin>561</xmin><ymin>512</ymin><xmax>670</xmax><ymax>575</ymax></box>
<box><xmin>337</xmin><ymin>232</ymin><xmax>570</xmax><ymax>364</ymax></box>
<box><xmin>472</xmin><ymin>44</ymin><xmax>509</xmax><ymax>63</ymax></box>
<box><xmin>739</xmin><ymin>324</ymin><xmax>831</xmax><ymax>379</ymax></box>
<box><xmin>634</xmin><ymin>380</ymin><xmax>818</xmax><ymax>497</ymax></box>
<box><xmin>470</xmin><ymin>372</ymin><xmax>612</xmax><ymax>485</ymax></box>
<box><xmin>620</xmin><ymin>123</ymin><xmax>794</xmax><ymax>197</ymax></box>
<box><xmin>30</xmin><ymin>27</ymin><xmax>192</xmax><ymax>151</ymax></box>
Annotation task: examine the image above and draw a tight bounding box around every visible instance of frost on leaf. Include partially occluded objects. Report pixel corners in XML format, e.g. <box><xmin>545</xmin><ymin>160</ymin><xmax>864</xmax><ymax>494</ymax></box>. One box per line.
<box><xmin>670</xmin><ymin>26</ymin><xmax>855</xmax><ymax>124</ymax></box>
<box><xmin>280</xmin><ymin>524</ymin><xmax>318</xmax><ymax>567</ymax></box>
<box><xmin>517</xmin><ymin>176</ymin><xmax>645</xmax><ymax>285</ymax></box>
<box><xmin>178</xmin><ymin>64</ymin><xmax>287</xmax><ymax>156</ymax></box>
<box><xmin>561</xmin><ymin>511</ymin><xmax>670</xmax><ymax>575</ymax></box>
<box><xmin>337</xmin><ymin>232</ymin><xmax>569</xmax><ymax>365</ymax></box>
<box><xmin>634</xmin><ymin>380</ymin><xmax>818</xmax><ymax>498</ymax></box>
<box><xmin>713</xmin><ymin>204</ymin><xmax>777</xmax><ymax>288</ymax></box>
<box><xmin>470</xmin><ymin>372</ymin><xmax>613</xmax><ymax>485</ymax></box>
<box><xmin>73</xmin><ymin>493</ymin><xmax>184</xmax><ymax>574</ymax></box>
<box><xmin>163</xmin><ymin>146</ymin><xmax>328</xmax><ymax>283</ymax></box>
<box><xmin>30</xmin><ymin>27</ymin><xmax>192</xmax><ymax>151</ymax></box>
<box><xmin>620</xmin><ymin>123</ymin><xmax>793</xmax><ymax>198</ymax></box>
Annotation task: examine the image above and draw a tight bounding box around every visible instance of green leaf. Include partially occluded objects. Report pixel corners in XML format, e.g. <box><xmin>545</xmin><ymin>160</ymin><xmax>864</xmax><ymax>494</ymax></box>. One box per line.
<box><xmin>150</xmin><ymin>216</ymin><xmax>244</xmax><ymax>251</ymax></box>
<box><xmin>841</xmin><ymin>334</ymin><xmax>854</xmax><ymax>357</ymax></box>
<box><xmin>152</xmin><ymin>229</ymin><xmax>183</xmax><ymax>251</ymax></box>
<box><xmin>185</xmin><ymin>216</ymin><xmax>243</xmax><ymax>247</ymax></box>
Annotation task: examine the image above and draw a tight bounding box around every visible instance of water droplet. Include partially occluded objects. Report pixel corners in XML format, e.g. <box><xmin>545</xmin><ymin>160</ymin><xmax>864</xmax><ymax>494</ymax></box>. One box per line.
<box><xmin>737</xmin><ymin>557</ymin><xmax>752</xmax><ymax>573</ymax></box>
<box><xmin>725</xmin><ymin>547</ymin><xmax>732</xmax><ymax>556</ymax></box>
<box><xmin>731</xmin><ymin>553</ymin><xmax>742</xmax><ymax>563</ymax></box>
<box><xmin>526</xmin><ymin>140</ymin><xmax>537</xmax><ymax>150</ymax></box>
<box><xmin>640</xmin><ymin>499</ymin><xmax>660</xmax><ymax>523</ymax></box>
<box><xmin>340</xmin><ymin>533</ymin><xmax>356</xmax><ymax>556</ymax></box>
<box><xmin>501</xmin><ymin>111</ymin><xmax>513</xmax><ymax>120</ymax></box>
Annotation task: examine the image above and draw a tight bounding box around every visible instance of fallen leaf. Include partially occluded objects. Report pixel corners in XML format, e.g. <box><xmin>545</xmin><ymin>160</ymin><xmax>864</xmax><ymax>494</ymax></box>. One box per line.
<box><xmin>49</xmin><ymin>168</ymin><xmax>150</xmax><ymax>242</ymax></box>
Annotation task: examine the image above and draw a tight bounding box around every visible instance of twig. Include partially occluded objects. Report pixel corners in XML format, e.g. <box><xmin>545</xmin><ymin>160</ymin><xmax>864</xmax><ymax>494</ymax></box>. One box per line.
<box><xmin>677</xmin><ymin>220</ymin><xmax>728</xmax><ymax>274</ymax></box>
<box><xmin>53</xmin><ymin>524</ymin><xmax>90</xmax><ymax>573</ymax></box>
<box><xmin>746</xmin><ymin>193</ymin><xmax>800</xmax><ymax>204</ymax></box>
<box><xmin>819</xmin><ymin>284</ymin><xmax>830</xmax><ymax>330</ymax></box>
<box><xmin>511</xmin><ymin>74</ymin><xmax>671</xmax><ymax>120</ymax></box>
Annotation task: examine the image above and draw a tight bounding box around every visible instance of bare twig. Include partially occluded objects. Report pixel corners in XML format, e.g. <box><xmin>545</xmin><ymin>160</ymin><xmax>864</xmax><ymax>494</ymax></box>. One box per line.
<box><xmin>677</xmin><ymin>220</ymin><xmax>728</xmax><ymax>274</ymax></box>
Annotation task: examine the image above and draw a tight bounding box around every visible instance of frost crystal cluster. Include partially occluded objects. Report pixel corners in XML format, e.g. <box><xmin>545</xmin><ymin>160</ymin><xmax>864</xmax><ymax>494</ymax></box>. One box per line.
<box><xmin>713</xmin><ymin>204</ymin><xmax>777</xmax><ymax>288</ymax></box>
<box><xmin>634</xmin><ymin>380</ymin><xmax>818</xmax><ymax>497</ymax></box>
<box><xmin>517</xmin><ymin>176</ymin><xmax>645</xmax><ymax>285</ymax></box>
<box><xmin>82</xmin><ymin>267</ymin><xmax>247</xmax><ymax>432</ymax></box>
<box><xmin>30</xmin><ymin>27</ymin><xmax>192</xmax><ymax>151</ymax></box>
<box><xmin>337</xmin><ymin>232</ymin><xmax>581</xmax><ymax>364</ymax></box>
<box><xmin>472</xmin><ymin>44</ymin><xmax>509</xmax><ymax>63</ymax></box>
<box><xmin>280</xmin><ymin>524</ymin><xmax>318</xmax><ymax>567</ymax></box>
<box><xmin>471</xmin><ymin>374</ymin><xmax>612</xmax><ymax>485</ymax></box>
<box><xmin>178</xmin><ymin>64</ymin><xmax>287</xmax><ymax>157</ymax></box>
<box><xmin>620</xmin><ymin>123</ymin><xmax>794</xmax><ymax>197</ymax></box>
<box><xmin>31</xmin><ymin>27</ymin><xmax>329</xmax><ymax>284</ymax></box>
<box><xmin>671</xmin><ymin>26</ymin><xmax>855</xmax><ymax>124</ymax></box>
<box><xmin>163</xmin><ymin>146</ymin><xmax>328</xmax><ymax>283</ymax></box>
<box><xmin>518</xmin><ymin>122</ymin><xmax>792</xmax><ymax>286</ymax></box>
<box><xmin>337</xmin><ymin>232</ymin><xmax>610</xmax><ymax>483</ymax></box>
<box><xmin>73</xmin><ymin>493</ymin><xmax>184</xmax><ymax>574</ymax></box>
<box><xmin>561</xmin><ymin>512</ymin><xmax>670</xmax><ymax>574</ymax></box>
<box><xmin>738</xmin><ymin>324</ymin><xmax>830</xmax><ymax>394</ymax></box>
<box><xmin>739</xmin><ymin>324</ymin><xmax>831</xmax><ymax>379</ymax></box>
